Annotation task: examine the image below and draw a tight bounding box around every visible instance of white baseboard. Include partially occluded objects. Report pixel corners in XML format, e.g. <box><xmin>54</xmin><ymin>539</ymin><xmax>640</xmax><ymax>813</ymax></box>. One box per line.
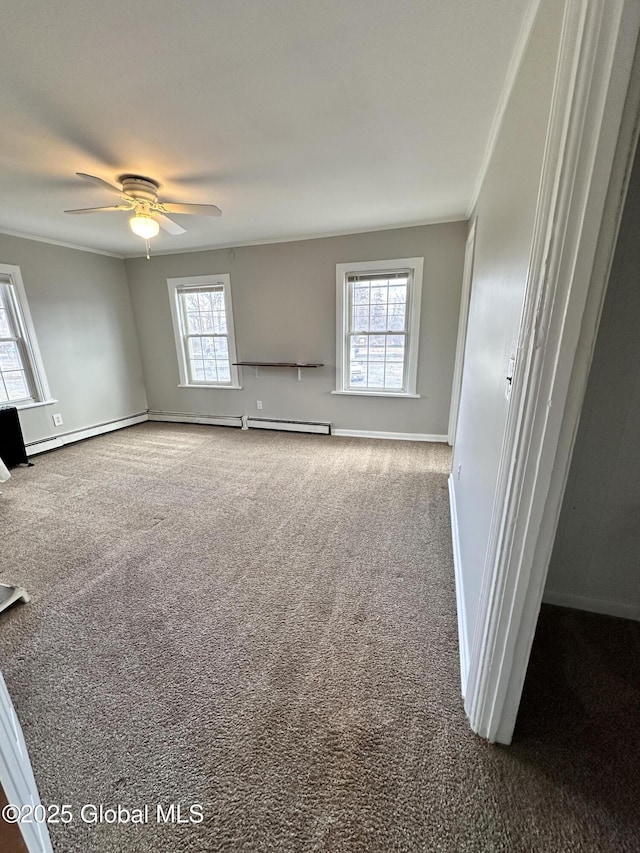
<box><xmin>542</xmin><ymin>590</ymin><xmax>640</xmax><ymax>622</ymax></box>
<box><xmin>147</xmin><ymin>410</ymin><xmax>243</xmax><ymax>428</ymax></box>
<box><xmin>26</xmin><ymin>413</ymin><xmax>149</xmax><ymax>456</ymax></box>
<box><xmin>332</xmin><ymin>429</ymin><xmax>448</xmax><ymax>442</ymax></box>
<box><xmin>448</xmin><ymin>474</ymin><xmax>469</xmax><ymax>695</ymax></box>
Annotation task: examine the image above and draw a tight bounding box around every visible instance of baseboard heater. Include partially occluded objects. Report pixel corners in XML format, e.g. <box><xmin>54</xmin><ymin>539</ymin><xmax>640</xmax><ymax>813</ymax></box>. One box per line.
<box><xmin>148</xmin><ymin>411</ymin><xmax>243</xmax><ymax>428</ymax></box>
<box><xmin>245</xmin><ymin>417</ymin><xmax>331</xmax><ymax>435</ymax></box>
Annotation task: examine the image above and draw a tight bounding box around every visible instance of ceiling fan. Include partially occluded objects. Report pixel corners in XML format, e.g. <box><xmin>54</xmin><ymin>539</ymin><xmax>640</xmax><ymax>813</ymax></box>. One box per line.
<box><xmin>65</xmin><ymin>172</ymin><xmax>222</xmax><ymax>250</ymax></box>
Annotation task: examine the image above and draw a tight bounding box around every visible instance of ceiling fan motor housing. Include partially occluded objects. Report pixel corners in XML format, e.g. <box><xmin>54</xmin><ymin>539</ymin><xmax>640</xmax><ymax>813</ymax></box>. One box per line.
<box><xmin>118</xmin><ymin>174</ymin><xmax>160</xmax><ymax>203</ymax></box>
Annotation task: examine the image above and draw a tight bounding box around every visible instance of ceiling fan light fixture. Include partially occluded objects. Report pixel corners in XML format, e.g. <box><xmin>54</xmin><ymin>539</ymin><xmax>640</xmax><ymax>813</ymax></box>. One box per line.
<box><xmin>129</xmin><ymin>213</ymin><xmax>160</xmax><ymax>239</ymax></box>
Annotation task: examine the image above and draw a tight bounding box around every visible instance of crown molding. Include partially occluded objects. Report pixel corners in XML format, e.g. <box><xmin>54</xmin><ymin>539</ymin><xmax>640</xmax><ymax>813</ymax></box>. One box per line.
<box><xmin>0</xmin><ymin>216</ymin><xmax>470</xmax><ymax>262</ymax></box>
<box><xmin>0</xmin><ymin>227</ymin><xmax>124</xmax><ymax>258</ymax></box>
<box><xmin>122</xmin><ymin>215</ymin><xmax>468</xmax><ymax>259</ymax></box>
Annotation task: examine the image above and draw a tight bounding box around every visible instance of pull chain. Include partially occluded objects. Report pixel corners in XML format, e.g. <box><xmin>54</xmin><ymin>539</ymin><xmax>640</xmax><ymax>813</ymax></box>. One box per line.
<box><xmin>145</xmin><ymin>238</ymin><xmax>151</xmax><ymax>260</ymax></box>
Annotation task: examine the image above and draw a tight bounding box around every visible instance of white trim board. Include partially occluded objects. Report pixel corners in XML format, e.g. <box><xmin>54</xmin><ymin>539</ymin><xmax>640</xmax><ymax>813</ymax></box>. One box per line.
<box><xmin>166</xmin><ymin>274</ymin><xmax>240</xmax><ymax>391</ymax></box>
<box><xmin>0</xmin><ymin>671</ymin><xmax>54</xmax><ymax>853</ymax></box>
<box><xmin>448</xmin><ymin>475</ymin><xmax>470</xmax><ymax>694</ymax></box>
<box><xmin>26</xmin><ymin>413</ymin><xmax>148</xmax><ymax>455</ymax></box>
<box><xmin>335</xmin><ymin>257</ymin><xmax>424</xmax><ymax>398</ymax></box>
<box><xmin>0</xmin><ymin>263</ymin><xmax>54</xmax><ymax>404</ymax></box>
<box><xmin>148</xmin><ymin>411</ymin><xmax>243</xmax><ymax>428</ymax></box>
<box><xmin>464</xmin><ymin>0</ymin><xmax>640</xmax><ymax>745</ymax></box>
<box><xmin>543</xmin><ymin>590</ymin><xmax>640</xmax><ymax>622</ymax></box>
<box><xmin>332</xmin><ymin>429</ymin><xmax>447</xmax><ymax>442</ymax></box>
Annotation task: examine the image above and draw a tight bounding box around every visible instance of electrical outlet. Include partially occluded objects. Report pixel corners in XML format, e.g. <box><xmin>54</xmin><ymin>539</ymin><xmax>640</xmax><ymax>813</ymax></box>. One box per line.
<box><xmin>52</xmin><ymin>413</ymin><xmax>63</xmax><ymax>427</ymax></box>
<box><xmin>256</xmin><ymin>400</ymin><xmax>263</xmax><ymax>410</ymax></box>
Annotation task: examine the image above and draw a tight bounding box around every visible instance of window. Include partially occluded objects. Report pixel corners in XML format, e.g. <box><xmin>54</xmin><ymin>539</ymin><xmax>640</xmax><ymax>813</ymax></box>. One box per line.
<box><xmin>167</xmin><ymin>274</ymin><xmax>240</xmax><ymax>389</ymax></box>
<box><xmin>334</xmin><ymin>257</ymin><xmax>423</xmax><ymax>397</ymax></box>
<box><xmin>0</xmin><ymin>265</ymin><xmax>52</xmax><ymax>407</ymax></box>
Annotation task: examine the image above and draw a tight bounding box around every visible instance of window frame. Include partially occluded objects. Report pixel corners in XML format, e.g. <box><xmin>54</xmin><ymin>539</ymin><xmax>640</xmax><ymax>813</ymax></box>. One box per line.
<box><xmin>167</xmin><ymin>274</ymin><xmax>241</xmax><ymax>390</ymax></box>
<box><xmin>0</xmin><ymin>264</ymin><xmax>53</xmax><ymax>409</ymax></box>
<box><xmin>334</xmin><ymin>257</ymin><xmax>423</xmax><ymax>397</ymax></box>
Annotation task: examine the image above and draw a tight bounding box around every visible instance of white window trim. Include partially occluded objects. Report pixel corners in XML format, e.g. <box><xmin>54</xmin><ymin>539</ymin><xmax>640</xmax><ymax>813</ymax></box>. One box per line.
<box><xmin>0</xmin><ymin>263</ymin><xmax>54</xmax><ymax>408</ymax></box>
<box><xmin>335</xmin><ymin>257</ymin><xmax>423</xmax><ymax>397</ymax></box>
<box><xmin>167</xmin><ymin>274</ymin><xmax>241</xmax><ymax>390</ymax></box>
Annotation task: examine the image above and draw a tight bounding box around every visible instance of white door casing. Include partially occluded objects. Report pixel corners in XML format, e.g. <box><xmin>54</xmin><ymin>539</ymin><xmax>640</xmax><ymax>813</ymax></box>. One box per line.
<box><xmin>464</xmin><ymin>0</ymin><xmax>640</xmax><ymax>744</ymax></box>
<box><xmin>0</xmin><ymin>671</ymin><xmax>53</xmax><ymax>852</ymax></box>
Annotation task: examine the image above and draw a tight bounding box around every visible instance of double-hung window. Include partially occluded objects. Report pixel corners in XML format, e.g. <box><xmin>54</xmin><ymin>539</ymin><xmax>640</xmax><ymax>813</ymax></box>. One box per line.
<box><xmin>335</xmin><ymin>257</ymin><xmax>423</xmax><ymax>397</ymax></box>
<box><xmin>0</xmin><ymin>264</ymin><xmax>52</xmax><ymax>407</ymax></box>
<box><xmin>167</xmin><ymin>274</ymin><xmax>240</xmax><ymax>389</ymax></box>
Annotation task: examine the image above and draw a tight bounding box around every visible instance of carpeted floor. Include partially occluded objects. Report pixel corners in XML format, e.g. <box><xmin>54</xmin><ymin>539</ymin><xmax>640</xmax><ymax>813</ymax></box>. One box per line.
<box><xmin>0</xmin><ymin>423</ymin><xmax>638</xmax><ymax>852</ymax></box>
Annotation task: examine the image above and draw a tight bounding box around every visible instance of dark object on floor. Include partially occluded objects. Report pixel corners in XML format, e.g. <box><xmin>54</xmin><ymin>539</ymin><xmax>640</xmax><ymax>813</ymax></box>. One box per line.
<box><xmin>0</xmin><ymin>407</ymin><xmax>30</xmax><ymax>468</ymax></box>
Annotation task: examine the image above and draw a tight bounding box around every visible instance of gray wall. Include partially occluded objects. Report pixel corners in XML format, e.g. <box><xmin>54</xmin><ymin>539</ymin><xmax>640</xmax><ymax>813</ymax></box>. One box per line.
<box><xmin>544</xmin><ymin>139</ymin><xmax>640</xmax><ymax>621</ymax></box>
<box><xmin>125</xmin><ymin>223</ymin><xmax>466</xmax><ymax>434</ymax></box>
<box><xmin>0</xmin><ymin>234</ymin><xmax>147</xmax><ymax>446</ymax></box>
<box><xmin>450</xmin><ymin>0</ymin><xmax>565</xmax><ymax>651</ymax></box>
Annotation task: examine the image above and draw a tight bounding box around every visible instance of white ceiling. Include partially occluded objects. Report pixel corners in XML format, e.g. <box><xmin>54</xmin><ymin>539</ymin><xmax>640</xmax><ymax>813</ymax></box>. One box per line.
<box><xmin>1</xmin><ymin>0</ymin><xmax>531</xmax><ymax>256</ymax></box>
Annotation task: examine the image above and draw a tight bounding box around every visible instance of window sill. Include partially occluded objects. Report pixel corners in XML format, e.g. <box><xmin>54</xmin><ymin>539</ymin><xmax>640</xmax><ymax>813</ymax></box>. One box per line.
<box><xmin>178</xmin><ymin>384</ymin><xmax>243</xmax><ymax>391</ymax></box>
<box><xmin>12</xmin><ymin>398</ymin><xmax>58</xmax><ymax>411</ymax></box>
<box><xmin>331</xmin><ymin>390</ymin><xmax>420</xmax><ymax>399</ymax></box>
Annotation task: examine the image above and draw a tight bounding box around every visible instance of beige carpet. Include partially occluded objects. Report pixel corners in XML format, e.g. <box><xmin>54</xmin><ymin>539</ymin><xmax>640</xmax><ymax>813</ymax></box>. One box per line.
<box><xmin>0</xmin><ymin>423</ymin><xmax>638</xmax><ymax>852</ymax></box>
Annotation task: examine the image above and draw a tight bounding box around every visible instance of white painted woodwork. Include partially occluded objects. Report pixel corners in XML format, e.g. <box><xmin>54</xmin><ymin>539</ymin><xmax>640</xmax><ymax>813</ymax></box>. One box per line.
<box><xmin>544</xmin><ymin>115</ymin><xmax>640</xmax><ymax>622</ymax></box>
<box><xmin>451</xmin><ymin>0</ymin><xmax>640</xmax><ymax>743</ymax></box>
<box><xmin>450</xmin><ymin>0</ymin><xmax>566</xmax><ymax>690</ymax></box>
<box><xmin>0</xmin><ymin>672</ymin><xmax>53</xmax><ymax>852</ymax></box>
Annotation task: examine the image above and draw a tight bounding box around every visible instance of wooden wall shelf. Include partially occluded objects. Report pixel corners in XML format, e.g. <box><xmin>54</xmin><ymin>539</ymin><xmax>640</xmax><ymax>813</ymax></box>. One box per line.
<box><xmin>233</xmin><ymin>362</ymin><xmax>324</xmax><ymax>381</ymax></box>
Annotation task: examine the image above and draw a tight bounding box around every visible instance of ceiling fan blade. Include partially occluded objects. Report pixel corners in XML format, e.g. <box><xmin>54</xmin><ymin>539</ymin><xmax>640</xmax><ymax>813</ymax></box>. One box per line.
<box><xmin>64</xmin><ymin>205</ymin><xmax>130</xmax><ymax>214</ymax></box>
<box><xmin>156</xmin><ymin>213</ymin><xmax>187</xmax><ymax>235</ymax></box>
<box><xmin>76</xmin><ymin>172</ymin><xmax>124</xmax><ymax>196</ymax></box>
<box><xmin>161</xmin><ymin>202</ymin><xmax>222</xmax><ymax>217</ymax></box>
